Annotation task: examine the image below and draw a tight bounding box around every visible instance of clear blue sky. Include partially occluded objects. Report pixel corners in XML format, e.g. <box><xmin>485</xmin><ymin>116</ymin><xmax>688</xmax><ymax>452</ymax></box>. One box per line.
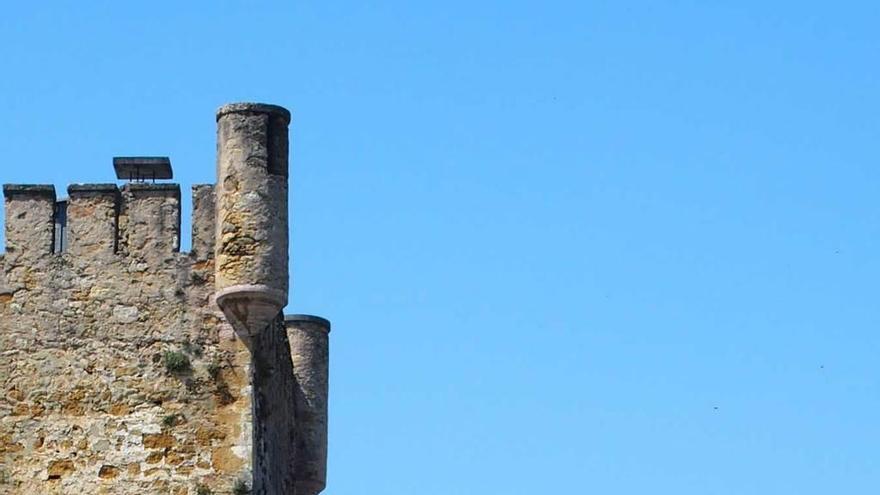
<box><xmin>2</xmin><ymin>2</ymin><xmax>879</xmax><ymax>493</ymax></box>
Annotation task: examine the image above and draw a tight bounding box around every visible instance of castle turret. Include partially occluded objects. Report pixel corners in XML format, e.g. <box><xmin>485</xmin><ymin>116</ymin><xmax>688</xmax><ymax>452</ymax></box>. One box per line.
<box><xmin>214</xmin><ymin>103</ymin><xmax>291</xmax><ymax>341</ymax></box>
<box><xmin>287</xmin><ymin>314</ymin><xmax>331</xmax><ymax>495</ymax></box>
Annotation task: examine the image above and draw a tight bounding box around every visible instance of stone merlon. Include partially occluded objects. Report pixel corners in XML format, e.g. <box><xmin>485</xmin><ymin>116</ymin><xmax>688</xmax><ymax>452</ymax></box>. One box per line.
<box><xmin>3</xmin><ymin>184</ymin><xmax>56</xmax><ymax>259</ymax></box>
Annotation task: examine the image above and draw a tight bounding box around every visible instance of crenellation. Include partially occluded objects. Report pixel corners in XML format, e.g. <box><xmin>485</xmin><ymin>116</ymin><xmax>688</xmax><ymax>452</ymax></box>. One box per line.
<box><xmin>66</xmin><ymin>183</ymin><xmax>120</xmax><ymax>257</ymax></box>
<box><xmin>3</xmin><ymin>182</ymin><xmax>226</xmax><ymax>269</ymax></box>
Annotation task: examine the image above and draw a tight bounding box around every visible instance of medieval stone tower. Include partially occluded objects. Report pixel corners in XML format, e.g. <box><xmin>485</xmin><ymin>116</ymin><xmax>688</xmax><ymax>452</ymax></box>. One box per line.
<box><xmin>0</xmin><ymin>103</ymin><xmax>329</xmax><ymax>494</ymax></box>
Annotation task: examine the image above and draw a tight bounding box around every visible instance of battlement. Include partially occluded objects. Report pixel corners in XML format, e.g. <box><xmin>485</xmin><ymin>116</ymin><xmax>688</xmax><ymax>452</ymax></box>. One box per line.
<box><xmin>3</xmin><ymin>181</ymin><xmax>215</xmax><ymax>265</ymax></box>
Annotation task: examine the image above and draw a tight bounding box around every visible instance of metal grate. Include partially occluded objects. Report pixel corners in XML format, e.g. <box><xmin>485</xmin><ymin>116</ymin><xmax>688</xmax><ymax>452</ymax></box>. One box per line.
<box><xmin>113</xmin><ymin>157</ymin><xmax>173</xmax><ymax>183</ymax></box>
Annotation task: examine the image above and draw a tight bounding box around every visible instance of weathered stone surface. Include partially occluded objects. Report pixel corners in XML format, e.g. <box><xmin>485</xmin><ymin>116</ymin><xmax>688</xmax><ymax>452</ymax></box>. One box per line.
<box><xmin>287</xmin><ymin>315</ymin><xmax>331</xmax><ymax>495</ymax></box>
<box><xmin>3</xmin><ymin>184</ymin><xmax>56</xmax><ymax>261</ymax></box>
<box><xmin>0</xmin><ymin>185</ymin><xmax>253</xmax><ymax>494</ymax></box>
<box><xmin>0</xmin><ymin>102</ymin><xmax>330</xmax><ymax>495</ymax></box>
<box><xmin>214</xmin><ymin>103</ymin><xmax>289</xmax><ymax>306</ymax></box>
<box><xmin>250</xmin><ymin>313</ymin><xmax>297</xmax><ymax>494</ymax></box>
<box><xmin>66</xmin><ymin>184</ymin><xmax>120</xmax><ymax>257</ymax></box>
<box><xmin>191</xmin><ymin>185</ymin><xmax>216</xmax><ymax>262</ymax></box>
<box><xmin>118</xmin><ymin>183</ymin><xmax>181</xmax><ymax>261</ymax></box>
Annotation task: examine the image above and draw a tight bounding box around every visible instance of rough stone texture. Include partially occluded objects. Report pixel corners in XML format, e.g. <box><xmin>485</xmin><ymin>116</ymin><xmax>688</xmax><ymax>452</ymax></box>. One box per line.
<box><xmin>66</xmin><ymin>184</ymin><xmax>119</xmax><ymax>257</ymax></box>
<box><xmin>250</xmin><ymin>313</ymin><xmax>297</xmax><ymax>495</ymax></box>
<box><xmin>3</xmin><ymin>185</ymin><xmax>56</xmax><ymax>260</ymax></box>
<box><xmin>0</xmin><ymin>184</ymin><xmax>254</xmax><ymax>494</ymax></box>
<box><xmin>191</xmin><ymin>185</ymin><xmax>216</xmax><ymax>262</ymax></box>
<box><xmin>118</xmin><ymin>184</ymin><xmax>181</xmax><ymax>261</ymax></box>
<box><xmin>214</xmin><ymin>103</ymin><xmax>307</xmax><ymax>494</ymax></box>
<box><xmin>286</xmin><ymin>315</ymin><xmax>330</xmax><ymax>495</ymax></box>
<box><xmin>214</xmin><ymin>104</ymin><xmax>289</xmax><ymax>300</ymax></box>
<box><xmin>0</xmin><ymin>102</ymin><xmax>329</xmax><ymax>495</ymax></box>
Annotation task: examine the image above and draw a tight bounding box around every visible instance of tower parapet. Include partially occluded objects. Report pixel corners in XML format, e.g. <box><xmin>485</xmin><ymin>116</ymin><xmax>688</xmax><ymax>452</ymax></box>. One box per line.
<box><xmin>3</xmin><ymin>183</ymin><xmax>198</xmax><ymax>266</ymax></box>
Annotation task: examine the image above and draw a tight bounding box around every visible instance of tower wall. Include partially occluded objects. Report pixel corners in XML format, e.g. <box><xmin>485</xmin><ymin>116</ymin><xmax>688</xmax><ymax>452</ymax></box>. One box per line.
<box><xmin>0</xmin><ymin>102</ymin><xmax>327</xmax><ymax>495</ymax></box>
<box><xmin>214</xmin><ymin>103</ymin><xmax>290</xmax><ymax>296</ymax></box>
<box><xmin>0</xmin><ymin>183</ymin><xmax>254</xmax><ymax>495</ymax></box>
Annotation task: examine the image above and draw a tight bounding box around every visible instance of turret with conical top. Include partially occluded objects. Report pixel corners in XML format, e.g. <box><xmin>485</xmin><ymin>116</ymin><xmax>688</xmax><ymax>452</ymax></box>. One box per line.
<box><xmin>214</xmin><ymin>102</ymin><xmax>291</xmax><ymax>342</ymax></box>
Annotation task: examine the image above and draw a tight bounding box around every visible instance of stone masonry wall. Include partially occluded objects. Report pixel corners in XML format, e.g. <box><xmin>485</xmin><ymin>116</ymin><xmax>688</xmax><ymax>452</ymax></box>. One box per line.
<box><xmin>0</xmin><ymin>183</ymin><xmax>254</xmax><ymax>495</ymax></box>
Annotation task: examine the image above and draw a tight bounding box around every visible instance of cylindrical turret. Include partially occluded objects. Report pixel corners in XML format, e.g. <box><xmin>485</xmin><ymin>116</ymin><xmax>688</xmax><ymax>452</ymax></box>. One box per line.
<box><xmin>286</xmin><ymin>314</ymin><xmax>331</xmax><ymax>495</ymax></box>
<box><xmin>214</xmin><ymin>102</ymin><xmax>291</xmax><ymax>340</ymax></box>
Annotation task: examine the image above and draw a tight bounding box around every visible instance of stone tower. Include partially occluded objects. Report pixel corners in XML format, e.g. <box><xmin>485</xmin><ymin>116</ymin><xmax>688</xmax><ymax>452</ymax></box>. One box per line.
<box><xmin>214</xmin><ymin>103</ymin><xmax>290</xmax><ymax>345</ymax></box>
<box><xmin>0</xmin><ymin>103</ymin><xmax>329</xmax><ymax>495</ymax></box>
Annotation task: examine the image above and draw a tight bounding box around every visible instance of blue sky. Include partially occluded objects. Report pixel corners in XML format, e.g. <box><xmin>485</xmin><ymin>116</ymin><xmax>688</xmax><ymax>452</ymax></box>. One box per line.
<box><xmin>2</xmin><ymin>1</ymin><xmax>880</xmax><ymax>493</ymax></box>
